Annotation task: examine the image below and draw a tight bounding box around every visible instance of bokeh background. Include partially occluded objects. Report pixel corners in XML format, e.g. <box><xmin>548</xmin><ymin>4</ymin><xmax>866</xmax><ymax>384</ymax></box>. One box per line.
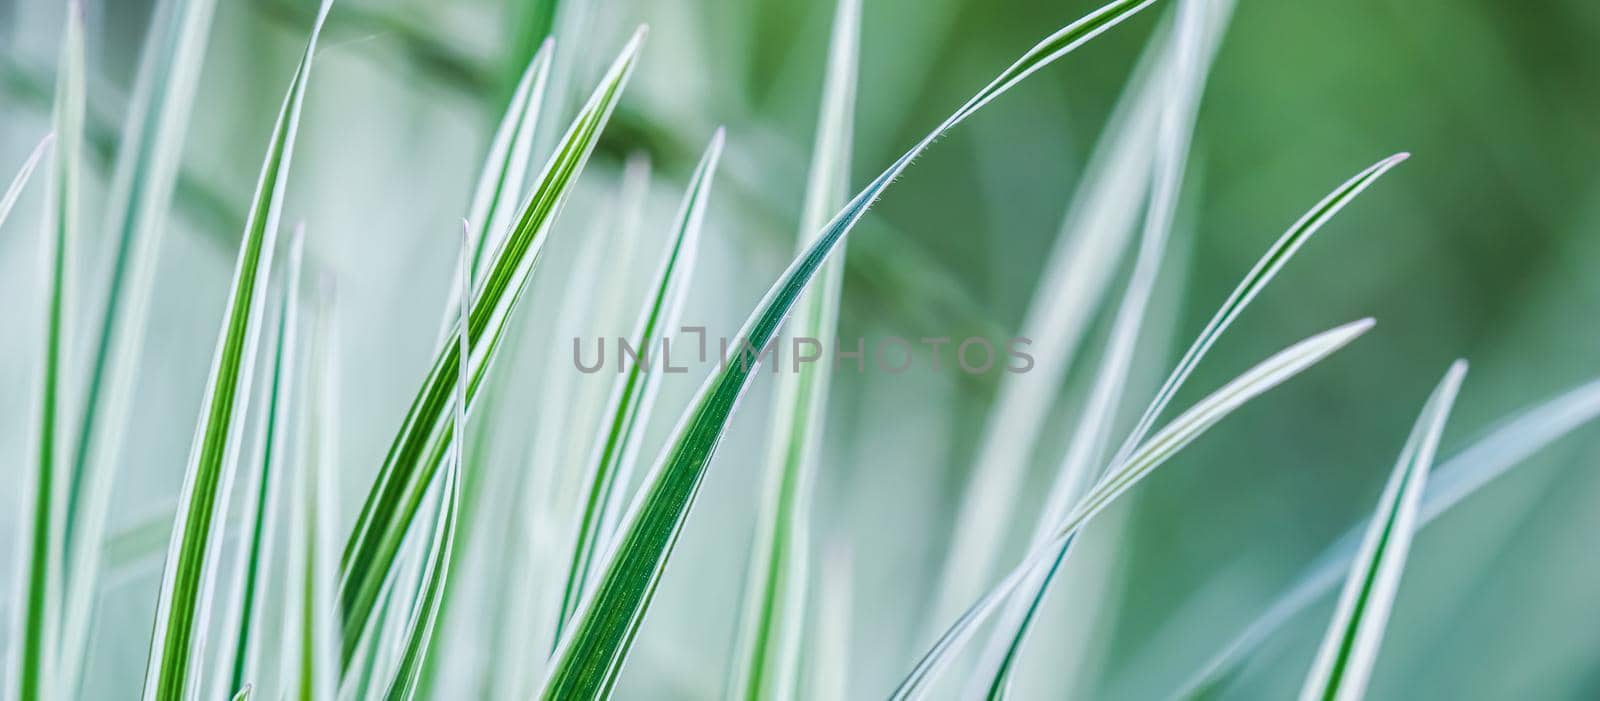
<box><xmin>2</xmin><ymin>0</ymin><xmax>1598</xmax><ymax>698</ymax></box>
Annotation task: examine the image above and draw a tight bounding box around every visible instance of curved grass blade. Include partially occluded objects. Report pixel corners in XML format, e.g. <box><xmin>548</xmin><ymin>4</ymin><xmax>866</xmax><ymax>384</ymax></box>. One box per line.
<box><xmin>230</xmin><ymin>684</ymin><xmax>252</xmax><ymax>701</ymax></box>
<box><xmin>1299</xmin><ymin>362</ymin><xmax>1465</xmax><ymax>701</ymax></box>
<box><xmin>9</xmin><ymin>9</ymin><xmax>83</xmax><ymax>700</ymax></box>
<box><xmin>0</xmin><ymin>134</ymin><xmax>53</xmax><ymax>231</ymax></box>
<box><xmin>60</xmin><ymin>0</ymin><xmax>221</xmax><ymax>690</ymax></box>
<box><xmin>282</xmin><ymin>278</ymin><xmax>342</xmax><ymax>701</ymax></box>
<box><xmin>966</xmin><ymin>0</ymin><xmax>1220</xmax><ymax>692</ymax></box>
<box><xmin>380</xmin><ymin>224</ymin><xmax>473</xmax><ymax>701</ymax></box>
<box><xmin>728</xmin><ymin>0</ymin><xmax>858</xmax><ymax>697</ymax></box>
<box><xmin>1173</xmin><ymin>373</ymin><xmax>1600</xmax><ymax>699</ymax></box>
<box><xmin>337</xmin><ymin>30</ymin><xmax>646</xmax><ymax>665</ymax></box>
<box><xmin>555</xmin><ymin>129</ymin><xmax>725</xmax><ymax>638</ymax></box>
<box><xmin>434</xmin><ymin>39</ymin><xmax>554</xmax><ymax>346</ymax></box>
<box><xmin>142</xmin><ymin>3</ymin><xmax>332</xmax><ymax>697</ymax></box>
<box><xmin>539</xmin><ymin>3</ymin><xmax>1162</xmax><ymax>697</ymax></box>
<box><xmin>887</xmin><ymin>320</ymin><xmax>1375</xmax><ymax>700</ymax></box>
<box><xmin>213</xmin><ymin>227</ymin><xmax>305</xmax><ymax>700</ymax></box>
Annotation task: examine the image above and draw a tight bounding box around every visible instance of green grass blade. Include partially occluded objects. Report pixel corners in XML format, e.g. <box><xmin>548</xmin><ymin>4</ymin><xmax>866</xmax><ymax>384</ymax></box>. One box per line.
<box><xmin>1173</xmin><ymin>373</ymin><xmax>1600</xmax><ymax>699</ymax></box>
<box><xmin>230</xmin><ymin>684</ymin><xmax>251</xmax><ymax>701</ymax></box>
<box><xmin>336</xmin><ymin>29</ymin><xmax>646</xmax><ymax>665</ymax></box>
<box><xmin>728</xmin><ymin>0</ymin><xmax>858</xmax><ymax>697</ymax></box>
<box><xmin>283</xmin><ymin>275</ymin><xmax>342</xmax><ymax>701</ymax></box>
<box><xmin>887</xmin><ymin>320</ymin><xmax>1375</xmax><ymax>700</ymax></box>
<box><xmin>141</xmin><ymin>3</ymin><xmax>332</xmax><ymax>698</ymax></box>
<box><xmin>59</xmin><ymin>0</ymin><xmax>221</xmax><ymax>690</ymax></box>
<box><xmin>381</xmin><ymin>224</ymin><xmax>473</xmax><ymax>701</ymax></box>
<box><xmin>434</xmin><ymin>39</ymin><xmax>554</xmax><ymax>346</ymax></box>
<box><xmin>555</xmin><ymin>129</ymin><xmax>725</xmax><ymax>638</ymax></box>
<box><xmin>214</xmin><ymin>228</ymin><xmax>305</xmax><ymax>700</ymax></box>
<box><xmin>539</xmin><ymin>3</ymin><xmax>1159</xmax><ymax>697</ymax></box>
<box><xmin>1299</xmin><ymin>362</ymin><xmax>1466</xmax><ymax>701</ymax></box>
<box><xmin>9</xmin><ymin>8</ymin><xmax>83</xmax><ymax>700</ymax></box>
<box><xmin>0</xmin><ymin>134</ymin><xmax>53</xmax><ymax>231</ymax></box>
<box><xmin>965</xmin><ymin>1</ymin><xmax>1222</xmax><ymax>693</ymax></box>
<box><xmin>1105</xmin><ymin>150</ymin><xmax>1409</xmax><ymax>473</ymax></box>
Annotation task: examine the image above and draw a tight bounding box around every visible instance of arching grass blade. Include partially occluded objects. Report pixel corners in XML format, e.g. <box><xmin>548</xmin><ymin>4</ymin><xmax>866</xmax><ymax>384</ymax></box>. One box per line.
<box><xmin>887</xmin><ymin>320</ymin><xmax>1375</xmax><ymax>700</ymax></box>
<box><xmin>0</xmin><ymin>134</ymin><xmax>53</xmax><ymax>231</ymax></box>
<box><xmin>539</xmin><ymin>2</ymin><xmax>1161</xmax><ymax>697</ymax></box>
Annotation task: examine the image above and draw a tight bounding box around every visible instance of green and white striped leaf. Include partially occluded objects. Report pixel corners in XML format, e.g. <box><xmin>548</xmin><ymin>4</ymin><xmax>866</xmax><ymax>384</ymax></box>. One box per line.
<box><xmin>142</xmin><ymin>2</ymin><xmax>331</xmax><ymax>698</ymax></box>
<box><xmin>60</xmin><ymin>0</ymin><xmax>221</xmax><ymax>689</ymax></box>
<box><xmin>539</xmin><ymin>2</ymin><xmax>1160</xmax><ymax>697</ymax></box>
<box><xmin>337</xmin><ymin>27</ymin><xmax>645</xmax><ymax>668</ymax></box>
<box><xmin>888</xmin><ymin>319</ymin><xmax>1375</xmax><ymax>700</ymax></box>
<box><xmin>9</xmin><ymin>8</ymin><xmax>82</xmax><ymax>700</ymax></box>
<box><xmin>555</xmin><ymin>129</ymin><xmax>724</xmax><ymax>637</ymax></box>
<box><xmin>213</xmin><ymin>228</ymin><xmax>305</xmax><ymax>700</ymax></box>
<box><xmin>1299</xmin><ymin>361</ymin><xmax>1466</xmax><ymax>701</ymax></box>
<box><xmin>728</xmin><ymin>0</ymin><xmax>858</xmax><ymax>697</ymax></box>
<box><xmin>1173</xmin><ymin>374</ymin><xmax>1600</xmax><ymax>699</ymax></box>
<box><xmin>380</xmin><ymin>225</ymin><xmax>473</xmax><ymax>701</ymax></box>
<box><xmin>281</xmin><ymin>276</ymin><xmax>342</xmax><ymax>701</ymax></box>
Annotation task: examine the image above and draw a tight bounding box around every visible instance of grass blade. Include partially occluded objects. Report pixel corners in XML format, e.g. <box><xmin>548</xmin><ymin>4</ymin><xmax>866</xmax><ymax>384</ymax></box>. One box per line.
<box><xmin>434</xmin><ymin>39</ymin><xmax>554</xmax><ymax>346</ymax></box>
<box><xmin>728</xmin><ymin>0</ymin><xmax>858</xmax><ymax>697</ymax></box>
<box><xmin>965</xmin><ymin>1</ymin><xmax>1224</xmax><ymax>693</ymax></box>
<box><xmin>336</xmin><ymin>29</ymin><xmax>646</xmax><ymax>664</ymax></box>
<box><xmin>0</xmin><ymin>134</ymin><xmax>53</xmax><ymax>231</ymax></box>
<box><xmin>283</xmin><ymin>277</ymin><xmax>342</xmax><ymax>701</ymax></box>
<box><xmin>214</xmin><ymin>227</ymin><xmax>305</xmax><ymax>699</ymax></box>
<box><xmin>887</xmin><ymin>319</ymin><xmax>1375</xmax><ymax>699</ymax></box>
<box><xmin>59</xmin><ymin>0</ymin><xmax>221</xmax><ymax>690</ymax></box>
<box><xmin>141</xmin><ymin>3</ymin><xmax>332</xmax><ymax>697</ymax></box>
<box><xmin>8</xmin><ymin>8</ymin><xmax>83</xmax><ymax>700</ymax></box>
<box><xmin>539</xmin><ymin>2</ymin><xmax>1160</xmax><ymax>697</ymax></box>
<box><xmin>230</xmin><ymin>684</ymin><xmax>251</xmax><ymax>701</ymax></box>
<box><xmin>555</xmin><ymin>130</ymin><xmax>725</xmax><ymax>638</ymax></box>
<box><xmin>1298</xmin><ymin>362</ymin><xmax>1466</xmax><ymax>701</ymax></box>
<box><xmin>380</xmin><ymin>225</ymin><xmax>473</xmax><ymax>701</ymax></box>
<box><xmin>1172</xmin><ymin>373</ymin><xmax>1600</xmax><ymax>698</ymax></box>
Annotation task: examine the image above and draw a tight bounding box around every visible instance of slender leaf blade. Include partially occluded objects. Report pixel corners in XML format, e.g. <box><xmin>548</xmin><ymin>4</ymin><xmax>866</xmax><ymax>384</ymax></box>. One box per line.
<box><xmin>1299</xmin><ymin>362</ymin><xmax>1466</xmax><ymax>701</ymax></box>
<box><xmin>336</xmin><ymin>30</ymin><xmax>646</xmax><ymax>665</ymax></box>
<box><xmin>887</xmin><ymin>320</ymin><xmax>1375</xmax><ymax>699</ymax></box>
<box><xmin>141</xmin><ymin>3</ymin><xmax>332</xmax><ymax>697</ymax></box>
<box><xmin>729</xmin><ymin>0</ymin><xmax>858</xmax><ymax>696</ymax></box>
<box><xmin>540</xmin><ymin>2</ymin><xmax>1161</xmax><ymax>697</ymax></box>
<box><xmin>0</xmin><ymin>134</ymin><xmax>53</xmax><ymax>231</ymax></box>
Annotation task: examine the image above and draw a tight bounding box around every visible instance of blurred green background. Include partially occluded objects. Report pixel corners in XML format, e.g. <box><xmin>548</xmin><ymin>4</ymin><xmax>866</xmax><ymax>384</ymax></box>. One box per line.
<box><xmin>2</xmin><ymin>0</ymin><xmax>1598</xmax><ymax>698</ymax></box>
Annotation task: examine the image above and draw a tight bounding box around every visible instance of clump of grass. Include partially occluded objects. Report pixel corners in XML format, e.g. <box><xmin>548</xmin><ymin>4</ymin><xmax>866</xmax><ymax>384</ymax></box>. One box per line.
<box><xmin>1</xmin><ymin>0</ymin><xmax>1596</xmax><ymax>699</ymax></box>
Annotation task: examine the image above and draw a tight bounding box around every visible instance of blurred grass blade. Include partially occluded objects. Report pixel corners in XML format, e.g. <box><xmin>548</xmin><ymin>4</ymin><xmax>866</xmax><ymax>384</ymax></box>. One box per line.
<box><xmin>965</xmin><ymin>1</ymin><xmax>1221</xmax><ymax>693</ymax></box>
<box><xmin>230</xmin><ymin>684</ymin><xmax>251</xmax><ymax>701</ymax></box>
<box><xmin>9</xmin><ymin>8</ymin><xmax>82</xmax><ymax>700</ymax></box>
<box><xmin>888</xmin><ymin>320</ymin><xmax>1374</xmax><ymax>700</ymax></box>
<box><xmin>1299</xmin><ymin>362</ymin><xmax>1465</xmax><ymax>701</ymax></box>
<box><xmin>810</xmin><ymin>543</ymin><xmax>854</xmax><ymax>700</ymax></box>
<box><xmin>60</xmin><ymin>0</ymin><xmax>221</xmax><ymax>689</ymax></box>
<box><xmin>0</xmin><ymin>134</ymin><xmax>53</xmax><ymax>230</ymax></box>
<box><xmin>1174</xmin><ymin>373</ymin><xmax>1600</xmax><ymax>698</ymax></box>
<box><xmin>489</xmin><ymin>154</ymin><xmax>654</xmax><ymax>700</ymax></box>
<box><xmin>435</xmin><ymin>39</ymin><xmax>554</xmax><ymax>346</ymax></box>
<box><xmin>729</xmin><ymin>0</ymin><xmax>858</xmax><ymax>697</ymax></box>
<box><xmin>1105</xmin><ymin>150</ymin><xmax>1409</xmax><ymax>473</ymax></box>
<box><xmin>215</xmin><ymin>228</ymin><xmax>305</xmax><ymax>699</ymax></box>
<box><xmin>283</xmin><ymin>279</ymin><xmax>342</xmax><ymax>701</ymax></box>
<box><xmin>556</xmin><ymin>129</ymin><xmax>725</xmax><ymax>637</ymax></box>
<box><xmin>540</xmin><ymin>2</ymin><xmax>1160</xmax><ymax>697</ymax></box>
<box><xmin>381</xmin><ymin>225</ymin><xmax>473</xmax><ymax>701</ymax></box>
<box><xmin>337</xmin><ymin>29</ymin><xmax>646</xmax><ymax>664</ymax></box>
<box><xmin>142</xmin><ymin>2</ymin><xmax>331</xmax><ymax>698</ymax></box>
